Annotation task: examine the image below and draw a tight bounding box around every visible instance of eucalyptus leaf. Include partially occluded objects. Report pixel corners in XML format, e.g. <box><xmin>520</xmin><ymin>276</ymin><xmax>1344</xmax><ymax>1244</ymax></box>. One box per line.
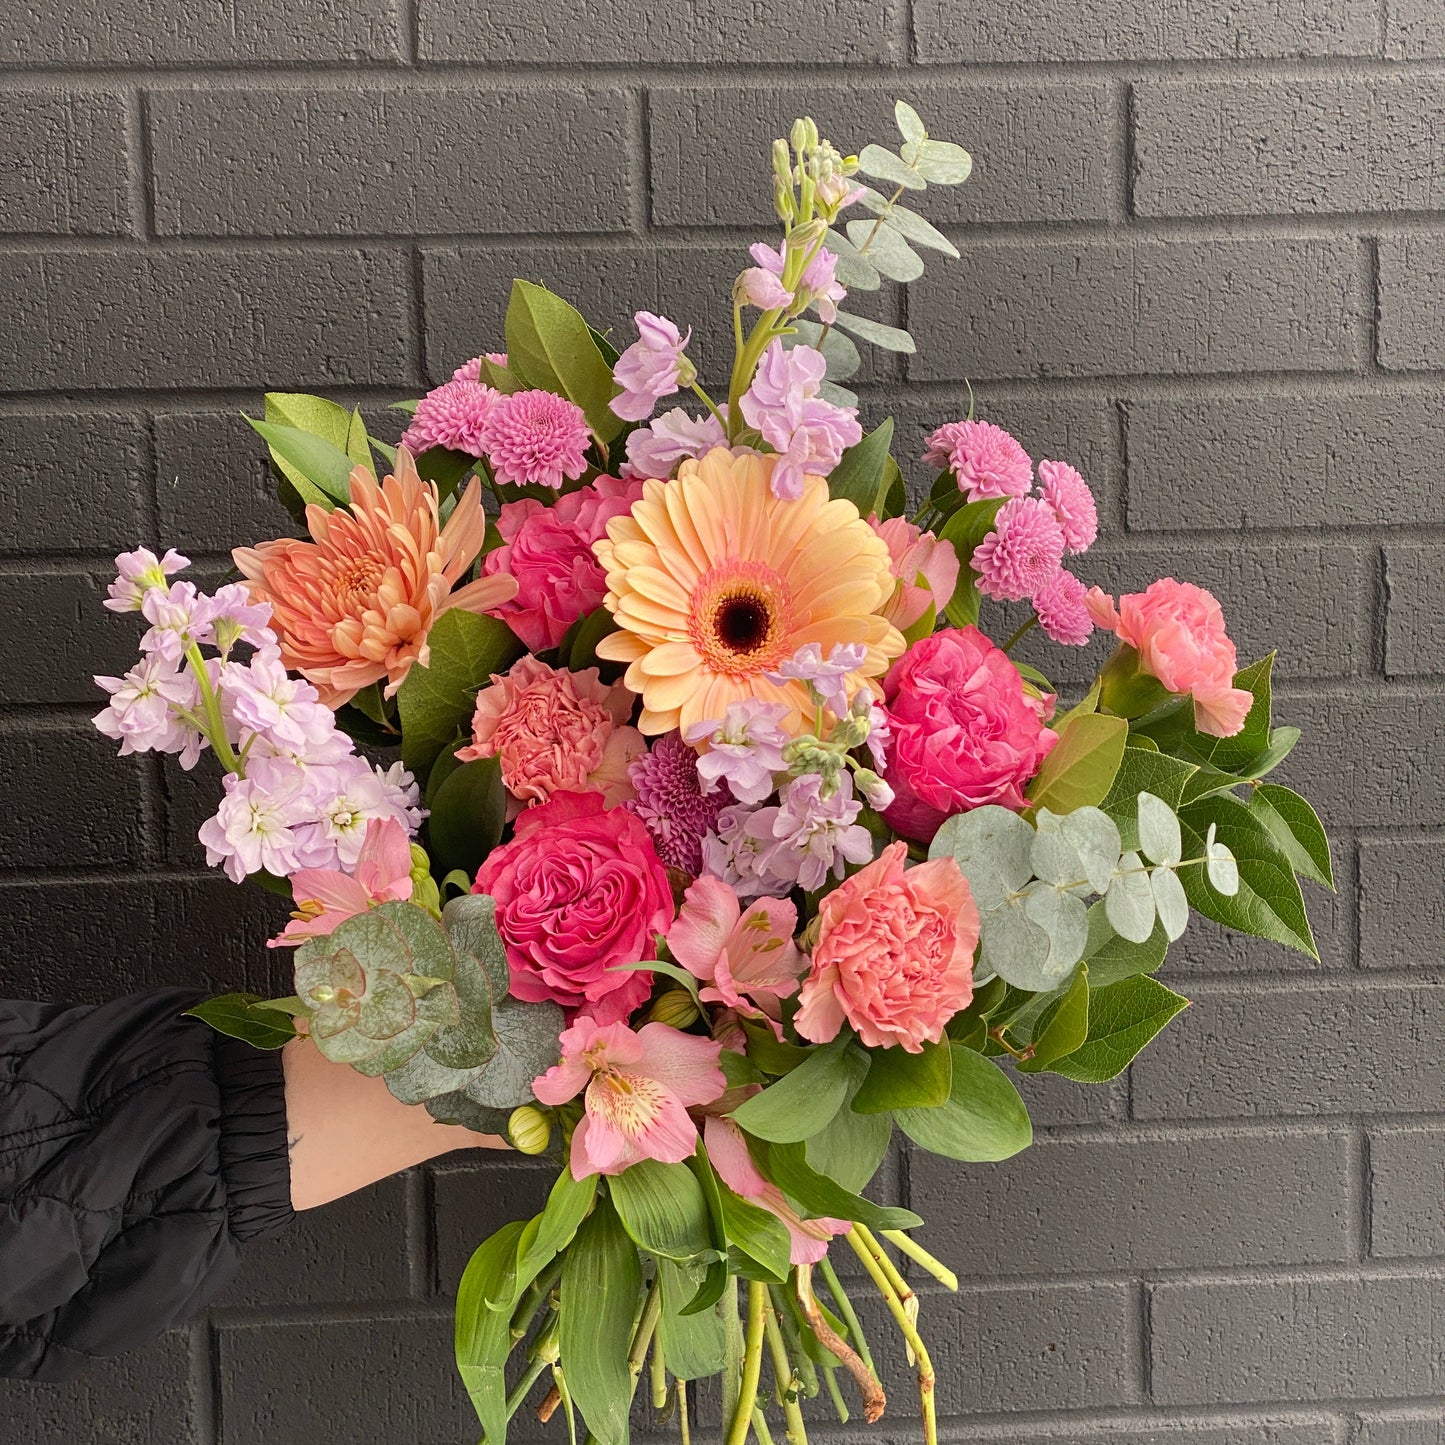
<box><xmin>1150</xmin><ymin>866</ymin><xmax>1190</xmax><ymax>942</ymax></box>
<box><xmin>819</xmin><ymin>379</ymin><xmax>858</xmax><ymax>409</ymax></box>
<box><xmin>929</xmin><ymin>803</ymin><xmax>1035</xmax><ymax>910</ymax></box>
<box><xmin>894</xmin><ymin>100</ymin><xmax>927</xmax><ymax>143</ymax></box>
<box><xmin>846</xmin><ymin>219</ymin><xmax>925</xmax><ymax>282</ymax></box>
<box><xmin>830</xmin><ymin>311</ymin><xmax>916</xmax><ymax>353</ymax></box>
<box><xmin>1105</xmin><ymin>852</ymin><xmax>1157</xmax><ymax>943</ymax></box>
<box><xmin>458</xmin><ymin>995</ymin><xmax>568</xmax><ymax>1109</ymax></box>
<box><xmin>913</xmin><ymin>139</ymin><xmax>973</xmax><ymax>185</ymax></box>
<box><xmin>855</xmin><ymin>190</ymin><xmax>960</xmax><ymax>256</ymax></box>
<box><xmin>822</xmin><ymin>228</ymin><xmax>883</xmax><ymax>290</ymax></box>
<box><xmin>788</xmin><ymin>318</ymin><xmax>861</xmax><ymax>381</ymax></box>
<box><xmin>856</xmin><ymin>143</ymin><xmax>926</xmax><ymax>190</ymax></box>
<box><xmin>980</xmin><ymin>891</ymin><xmax>1053</xmax><ymax>991</ymax></box>
<box><xmin>1137</xmin><ymin>791</ymin><xmax>1183</xmax><ymax>866</ymax></box>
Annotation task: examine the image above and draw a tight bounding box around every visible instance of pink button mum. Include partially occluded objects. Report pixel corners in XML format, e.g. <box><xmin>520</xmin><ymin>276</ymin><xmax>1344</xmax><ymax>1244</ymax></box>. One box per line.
<box><xmin>796</xmin><ymin>841</ymin><xmax>978</xmax><ymax>1053</ymax></box>
<box><xmin>269</xmin><ymin>817</ymin><xmax>413</xmax><ymax>947</ymax></box>
<box><xmin>534</xmin><ymin>1016</ymin><xmax>726</xmax><ymax>1180</ymax></box>
<box><xmin>924</xmin><ymin>419</ymin><xmax>1033</xmax><ymax>501</ymax></box>
<box><xmin>1093</xmin><ymin>578</ymin><xmax>1254</xmax><ymax>738</ymax></box>
<box><xmin>401</xmin><ymin>377</ymin><xmax>498</xmax><ymax>459</ymax></box>
<box><xmin>668</xmin><ymin>875</ymin><xmax>803</xmax><ymax>1034</ymax></box>
<box><xmin>479</xmin><ymin>388</ymin><xmax>592</xmax><ymax>489</ymax></box>
<box><xmin>473</xmin><ymin>790</ymin><xmax>673</xmax><ymax>1023</ymax></box>
<box><xmin>1037</xmin><ymin>459</ymin><xmax>1098</xmax><ymax>554</ymax></box>
<box><xmin>1032</xmin><ymin>566</ymin><xmax>1094</xmax><ymax>646</ymax></box>
<box><xmin>971</xmin><ymin>496</ymin><xmax>1066</xmax><ymax>602</ymax></box>
<box><xmin>456</xmin><ymin>656</ymin><xmax>644</xmax><ymax>815</ymax></box>
<box><xmin>625</xmin><ymin>730</ymin><xmax>729</xmax><ymax>875</ymax></box>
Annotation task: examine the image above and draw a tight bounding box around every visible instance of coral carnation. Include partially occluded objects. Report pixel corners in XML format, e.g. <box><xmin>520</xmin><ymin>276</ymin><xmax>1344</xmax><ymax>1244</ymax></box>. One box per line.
<box><xmin>457</xmin><ymin>656</ymin><xmax>644</xmax><ymax>814</ymax></box>
<box><xmin>971</xmin><ymin>496</ymin><xmax>1066</xmax><ymax>602</ymax></box>
<box><xmin>924</xmin><ymin>419</ymin><xmax>1033</xmax><ymax>501</ymax></box>
<box><xmin>401</xmin><ymin>377</ymin><xmax>497</xmax><ymax>458</ymax></box>
<box><xmin>593</xmin><ymin>447</ymin><xmax>903</xmax><ymax>735</ymax></box>
<box><xmin>479</xmin><ymin>388</ymin><xmax>592</xmax><ymax>489</ymax></box>
<box><xmin>796</xmin><ymin>841</ymin><xmax>978</xmax><ymax>1053</ymax></box>
<box><xmin>233</xmin><ymin>450</ymin><xmax>517</xmax><ymax>707</ymax></box>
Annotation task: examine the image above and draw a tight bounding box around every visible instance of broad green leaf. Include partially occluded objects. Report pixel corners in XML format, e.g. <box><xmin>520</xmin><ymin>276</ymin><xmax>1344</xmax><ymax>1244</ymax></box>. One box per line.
<box><xmin>846</xmin><ymin>219</ymin><xmax>924</xmax><ymax>282</ymax></box>
<box><xmin>1178</xmin><ymin>795</ymin><xmax>1317</xmax><ymax>957</ymax></box>
<box><xmin>512</xmin><ymin>1171</ymin><xmax>598</xmax><ymax>1302</ymax></box>
<box><xmin>853</xmin><ymin>1038</ymin><xmax>952</xmax><ymax>1112</ymax></box>
<box><xmin>183</xmin><ymin>992</ymin><xmax>298</xmax><ymax>1050</ymax></box>
<box><xmin>504</xmin><ymin>278</ymin><xmax>622</xmax><ymax>443</ymax></box>
<box><xmin>1204</xmin><ymin>654</ymin><xmax>1275</xmax><ymax>772</ymax></box>
<box><xmin>728</xmin><ymin>1038</ymin><xmax>867</xmax><ymax>1142</ymax></box>
<box><xmin>739</xmin><ymin>1020</ymin><xmax>812</xmax><ymax>1077</ymax></box>
<box><xmin>1080</xmin><ymin>901</ymin><xmax>1168</xmax><ymax>988</ymax></box>
<box><xmin>396</xmin><ymin>609</ymin><xmax>522</xmax><ymax>777</ymax></box>
<box><xmin>1240</xmin><ymin>725</ymin><xmax>1301</xmax><ymax>781</ymax></box>
<box><xmin>657</xmin><ymin>1258</ymin><xmax>726</xmax><ymax>1378</ymax></box>
<box><xmin>455</xmin><ymin>1218</ymin><xmax>528</xmax><ymax>1440</ymax></box>
<box><xmin>894</xmin><ymin>100</ymin><xmax>927</xmax><ymax>143</ymax></box>
<box><xmin>1137</xmin><ymin>792</ymin><xmax>1183</xmax><ymax>866</ymax></box>
<box><xmin>716</xmin><ymin>1180</ymin><xmax>793</xmax><ymax>1283</ymax></box>
<box><xmin>565</xmin><ymin>605</ymin><xmax>621</xmax><ymax>673</ymax></box>
<box><xmin>427</xmin><ymin>755</ymin><xmax>507</xmax><ymax>881</ymax></box>
<box><xmin>247</xmin><ymin>417</ymin><xmax>355</xmax><ymax>508</ymax></box>
<box><xmin>559</xmin><ymin>1196</ymin><xmax>641</xmax><ymax>1445</ymax></box>
<box><xmin>825</xmin><ymin>417</ymin><xmax>895</xmax><ymax>515</ymax></box>
<box><xmin>830</xmin><ymin>311</ymin><xmax>916</xmax><ymax>353</ymax></box>
<box><xmin>822</xmin><ymin>228</ymin><xmax>883</xmax><ymax>290</ymax></box>
<box><xmin>913</xmin><ymin>139</ymin><xmax>973</xmax><ymax>185</ymax></box>
<box><xmin>1026</xmin><ymin>712</ymin><xmax>1129</xmax><ymax>815</ymax></box>
<box><xmin>482</xmin><ymin>355</ymin><xmax>522</xmax><ymax>392</ymax></box>
<box><xmin>1050</xmin><ymin>975</ymin><xmax>1189</xmax><ymax>1083</ymax></box>
<box><xmin>895</xmin><ymin>1044</ymin><xmax>1032</xmax><ymax>1162</ymax></box>
<box><xmin>1250</xmin><ymin>783</ymin><xmax>1334</xmax><ymax>889</ymax></box>
<box><xmin>936</xmin><ymin>497</ymin><xmax>1004</xmax><ymax>588</ymax></box>
<box><xmin>609</xmin><ymin>1159</ymin><xmax>715</xmax><ymax>1263</ymax></box>
<box><xmin>747</xmin><ymin>1138</ymin><xmax>922</xmax><ymax>1230</ymax></box>
<box><xmin>410</xmin><ymin>444</ymin><xmax>475</xmax><ymax>503</ymax></box>
<box><xmin>1017</xmin><ymin>964</ymin><xmax>1089</xmax><ymax>1072</ymax></box>
<box><xmin>1102</xmin><ymin>747</ymin><xmax>1200</xmax><ymax>850</ymax></box>
<box><xmin>856</xmin><ymin>143</ymin><xmax>926</xmax><ymax>190</ymax></box>
<box><xmin>343</xmin><ymin>406</ymin><xmax>375</xmax><ymax>472</ymax></box>
<box><xmin>1105</xmin><ymin>852</ymin><xmax>1157</xmax><ymax>944</ymax></box>
<box><xmin>803</xmin><ymin>1100</ymin><xmax>892</xmax><ymax>1194</ymax></box>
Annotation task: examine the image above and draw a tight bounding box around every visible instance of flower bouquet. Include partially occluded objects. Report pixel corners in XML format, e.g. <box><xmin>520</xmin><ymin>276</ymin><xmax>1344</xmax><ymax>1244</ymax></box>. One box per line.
<box><xmin>92</xmin><ymin>105</ymin><xmax>1332</xmax><ymax>1445</ymax></box>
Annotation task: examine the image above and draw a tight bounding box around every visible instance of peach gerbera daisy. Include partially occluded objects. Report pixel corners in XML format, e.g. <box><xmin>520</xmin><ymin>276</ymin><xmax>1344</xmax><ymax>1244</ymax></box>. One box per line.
<box><xmin>234</xmin><ymin>448</ymin><xmax>517</xmax><ymax>707</ymax></box>
<box><xmin>592</xmin><ymin>447</ymin><xmax>903</xmax><ymax>734</ymax></box>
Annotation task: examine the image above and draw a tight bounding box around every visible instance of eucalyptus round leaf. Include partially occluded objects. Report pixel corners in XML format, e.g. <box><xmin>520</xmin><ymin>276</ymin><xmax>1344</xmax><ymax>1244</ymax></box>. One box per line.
<box><xmin>913</xmin><ymin>139</ymin><xmax>973</xmax><ymax>186</ymax></box>
<box><xmin>856</xmin><ymin>143</ymin><xmax>926</xmax><ymax>191</ymax></box>
<box><xmin>1030</xmin><ymin>810</ymin><xmax>1084</xmax><ymax>889</ymax></box>
<box><xmin>1105</xmin><ymin>852</ymin><xmax>1158</xmax><ymax>944</ymax></box>
<box><xmin>847</xmin><ymin>221</ymin><xmax>925</xmax><ymax>283</ymax></box>
<box><xmin>981</xmin><ymin>892</ymin><xmax>1056</xmax><ymax>991</ymax></box>
<box><xmin>930</xmin><ymin>805</ymin><xmax>1035</xmax><ymax>910</ymax></box>
<box><xmin>1137</xmin><ymin>792</ymin><xmax>1183</xmax><ymax>866</ymax></box>
<box><xmin>1022</xmin><ymin>880</ymin><xmax>1090</xmax><ymax>982</ymax></box>
<box><xmin>1150</xmin><ymin>866</ymin><xmax>1190</xmax><ymax>942</ymax></box>
<box><xmin>894</xmin><ymin>100</ymin><xmax>927</xmax><ymax>144</ymax></box>
<box><xmin>1059</xmin><ymin>806</ymin><xmax>1124</xmax><ymax>894</ymax></box>
<box><xmin>1207</xmin><ymin>838</ymin><xmax>1241</xmax><ymax>896</ymax></box>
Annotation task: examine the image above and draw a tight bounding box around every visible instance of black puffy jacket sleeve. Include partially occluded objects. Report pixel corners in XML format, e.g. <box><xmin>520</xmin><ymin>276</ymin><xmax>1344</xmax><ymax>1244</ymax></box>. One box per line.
<box><xmin>0</xmin><ymin>988</ymin><xmax>294</xmax><ymax>1381</ymax></box>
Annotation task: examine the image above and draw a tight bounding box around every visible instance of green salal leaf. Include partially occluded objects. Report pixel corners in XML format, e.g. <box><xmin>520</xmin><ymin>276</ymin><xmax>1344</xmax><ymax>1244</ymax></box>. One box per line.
<box><xmin>1250</xmin><ymin>782</ymin><xmax>1334</xmax><ymax>889</ymax></box>
<box><xmin>727</xmin><ymin>1037</ymin><xmax>866</xmax><ymax>1143</ymax></box>
<box><xmin>854</xmin><ymin>189</ymin><xmax>960</xmax><ymax>257</ymax></box>
<box><xmin>1102</xmin><ymin>747</ymin><xmax>1199</xmax><ymax>850</ymax></box>
<box><xmin>559</xmin><ymin>1195</ymin><xmax>641</xmax><ymax>1445</ymax></box>
<box><xmin>1240</xmin><ymin>725</ymin><xmax>1301</xmax><ymax>781</ymax></box>
<box><xmin>396</xmin><ymin>609</ymin><xmax>523</xmax><ymax>777</ymax></box>
<box><xmin>830</xmin><ymin>310</ymin><xmax>916</xmax><ymax>353</ymax></box>
<box><xmin>182</xmin><ymin>993</ymin><xmax>298</xmax><ymax>1050</ymax></box>
<box><xmin>826</xmin><ymin>417</ymin><xmax>895</xmax><ymax>514</ymax></box>
<box><xmin>410</xmin><ymin>444</ymin><xmax>475</xmax><ymax>503</ymax></box>
<box><xmin>894</xmin><ymin>99</ymin><xmax>928</xmax><ymax>144</ymax></box>
<box><xmin>1015</xmin><ymin>965</ymin><xmax>1089</xmax><ymax>1073</ymax></box>
<box><xmin>856</xmin><ymin>143</ymin><xmax>926</xmax><ymax>190</ymax></box>
<box><xmin>747</xmin><ymin>1137</ymin><xmax>922</xmax><ymax>1230</ymax></box>
<box><xmin>1025</xmin><ymin>712</ymin><xmax>1129</xmax><ymax>816</ymax></box>
<box><xmin>895</xmin><ymin>1044</ymin><xmax>1032</xmax><ymax>1162</ymax></box>
<box><xmin>455</xmin><ymin>1217</ymin><xmax>529</xmax><ymax>1440</ymax></box>
<box><xmin>427</xmin><ymin>754</ymin><xmax>507</xmax><ymax>881</ymax></box>
<box><xmin>853</xmin><ymin>1038</ymin><xmax>951</xmax><ymax>1112</ymax></box>
<box><xmin>247</xmin><ymin>417</ymin><xmax>355</xmax><ymax>509</ymax></box>
<box><xmin>609</xmin><ymin>1159</ymin><xmax>716</xmax><ymax>1264</ymax></box>
<box><xmin>482</xmin><ymin>355</ymin><xmax>523</xmax><ymax>393</ymax></box>
<box><xmin>877</xmin><ymin>453</ymin><xmax>907</xmax><ymax>520</ymax></box>
<box><xmin>912</xmin><ymin>139</ymin><xmax>973</xmax><ymax>185</ymax></box>
<box><xmin>1081</xmin><ymin>901</ymin><xmax>1168</xmax><ymax>988</ymax></box>
<box><xmin>504</xmin><ymin>278</ymin><xmax>622</xmax><ymax>443</ymax></box>
<box><xmin>1177</xmin><ymin>794</ymin><xmax>1318</xmax><ymax>957</ymax></box>
<box><xmin>565</xmin><ymin>605</ymin><xmax>621</xmax><ymax>674</ymax></box>
<box><xmin>343</xmin><ymin>406</ymin><xmax>375</xmax><ymax>471</ymax></box>
<box><xmin>822</xmin><ymin>228</ymin><xmax>883</xmax><ymax>290</ymax></box>
<box><xmin>1203</xmin><ymin>654</ymin><xmax>1275</xmax><ymax>772</ymax></box>
<box><xmin>788</xmin><ymin>319</ymin><xmax>861</xmax><ymax>381</ymax></box>
<box><xmin>845</xmin><ymin>219</ymin><xmax>925</xmax><ymax>283</ymax></box>
<box><xmin>1048</xmin><ymin>975</ymin><xmax>1189</xmax><ymax>1083</ymax></box>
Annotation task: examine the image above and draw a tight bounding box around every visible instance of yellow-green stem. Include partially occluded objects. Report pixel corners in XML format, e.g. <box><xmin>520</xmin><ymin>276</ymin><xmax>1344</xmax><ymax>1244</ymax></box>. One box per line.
<box><xmin>726</xmin><ymin>1281</ymin><xmax>769</xmax><ymax>1445</ymax></box>
<box><xmin>762</xmin><ymin>1295</ymin><xmax>809</xmax><ymax>1445</ymax></box>
<box><xmin>845</xmin><ymin>1228</ymin><xmax>937</xmax><ymax>1445</ymax></box>
<box><xmin>816</xmin><ymin>1257</ymin><xmax>876</xmax><ymax>1375</ymax></box>
<box><xmin>880</xmin><ymin>1230</ymin><xmax>959</xmax><ymax>1291</ymax></box>
<box><xmin>627</xmin><ymin>1275</ymin><xmax>663</xmax><ymax>1391</ymax></box>
<box><xmin>852</xmin><ymin>1225</ymin><xmax>913</xmax><ymax>1308</ymax></box>
<box><xmin>185</xmin><ymin>641</ymin><xmax>239</xmax><ymax>774</ymax></box>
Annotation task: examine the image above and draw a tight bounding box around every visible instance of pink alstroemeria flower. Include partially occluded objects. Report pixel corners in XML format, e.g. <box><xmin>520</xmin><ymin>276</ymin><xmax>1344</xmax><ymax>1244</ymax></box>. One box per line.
<box><xmin>268</xmin><ymin>817</ymin><xmax>413</xmax><ymax>947</ymax></box>
<box><xmin>667</xmin><ymin>876</ymin><xmax>804</xmax><ymax>1036</ymax></box>
<box><xmin>534</xmin><ymin>1017</ymin><xmax>726</xmax><ymax>1180</ymax></box>
<box><xmin>704</xmin><ymin>1116</ymin><xmax>849</xmax><ymax>1265</ymax></box>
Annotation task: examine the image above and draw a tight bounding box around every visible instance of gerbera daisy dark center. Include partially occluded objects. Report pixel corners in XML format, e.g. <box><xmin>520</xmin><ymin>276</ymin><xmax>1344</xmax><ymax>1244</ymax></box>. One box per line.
<box><xmin>689</xmin><ymin>560</ymin><xmax>794</xmax><ymax>677</ymax></box>
<box><xmin>716</xmin><ymin>594</ymin><xmax>771</xmax><ymax>653</ymax></box>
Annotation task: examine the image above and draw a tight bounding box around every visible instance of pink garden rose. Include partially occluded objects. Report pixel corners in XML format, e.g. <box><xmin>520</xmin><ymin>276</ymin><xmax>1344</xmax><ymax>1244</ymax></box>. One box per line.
<box><xmin>473</xmin><ymin>791</ymin><xmax>672</xmax><ymax>1023</ymax></box>
<box><xmin>880</xmin><ymin>626</ymin><xmax>1058</xmax><ymax>842</ymax></box>
<box><xmin>457</xmin><ymin>656</ymin><xmax>644</xmax><ymax>815</ymax></box>
<box><xmin>667</xmin><ymin>875</ymin><xmax>803</xmax><ymax>1035</ymax></box>
<box><xmin>483</xmin><ymin>475</ymin><xmax>644</xmax><ymax>652</ymax></box>
<box><xmin>871</xmin><ymin>516</ymin><xmax>960</xmax><ymax>632</ymax></box>
<box><xmin>796</xmin><ymin>841</ymin><xmax>978</xmax><ymax>1053</ymax></box>
<box><xmin>1088</xmin><ymin>579</ymin><xmax>1253</xmax><ymax>738</ymax></box>
<box><xmin>534</xmin><ymin>1016</ymin><xmax>725</xmax><ymax>1179</ymax></box>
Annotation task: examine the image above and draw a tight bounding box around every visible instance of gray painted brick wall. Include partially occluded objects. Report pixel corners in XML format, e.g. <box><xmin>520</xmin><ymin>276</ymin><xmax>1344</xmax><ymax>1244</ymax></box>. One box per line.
<box><xmin>0</xmin><ymin>2</ymin><xmax>1440</xmax><ymax>1441</ymax></box>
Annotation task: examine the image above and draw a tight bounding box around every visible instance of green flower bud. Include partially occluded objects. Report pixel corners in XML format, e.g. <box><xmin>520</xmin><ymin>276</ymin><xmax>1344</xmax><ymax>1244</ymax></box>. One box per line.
<box><xmin>648</xmin><ymin>989</ymin><xmax>701</xmax><ymax>1029</ymax></box>
<box><xmin>772</xmin><ymin>137</ymin><xmax>793</xmax><ymax>186</ymax></box>
<box><xmin>829</xmin><ymin>714</ymin><xmax>870</xmax><ymax>750</ymax></box>
<box><xmin>409</xmin><ymin>844</ymin><xmax>443</xmax><ymax>917</ymax></box>
<box><xmin>508</xmin><ymin>1106</ymin><xmax>552</xmax><ymax>1156</ymax></box>
<box><xmin>789</xmin><ymin>117</ymin><xmax>810</xmax><ymax>156</ymax></box>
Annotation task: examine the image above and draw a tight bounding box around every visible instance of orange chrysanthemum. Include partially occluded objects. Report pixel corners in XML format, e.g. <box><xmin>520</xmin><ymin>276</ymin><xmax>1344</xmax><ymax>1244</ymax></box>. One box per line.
<box><xmin>593</xmin><ymin>447</ymin><xmax>903</xmax><ymax>734</ymax></box>
<box><xmin>234</xmin><ymin>448</ymin><xmax>517</xmax><ymax>707</ymax></box>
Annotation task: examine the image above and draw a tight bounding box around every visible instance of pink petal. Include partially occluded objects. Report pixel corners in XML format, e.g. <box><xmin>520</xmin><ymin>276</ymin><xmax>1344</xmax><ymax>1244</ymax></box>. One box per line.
<box><xmin>634</xmin><ymin>1023</ymin><xmax>727</xmax><ymax>1109</ymax></box>
<box><xmin>667</xmin><ymin>875</ymin><xmax>741</xmax><ymax>984</ymax></box>
<box><xmin>287</xmin><ymin>870</ymin><xmax>371</xmax><ymax>916</ymax></box>
<box><xmin>533</xmin><ymin>1054</ymin><xmax>593</xmax><ymax>1106</ymax></box>
<box><xmin>354</xmin><ymin>817</ymin><xmax>414</xmax><ymax>894</ymax></box>
<box><xmin>794</xmin><ymin>964</ymin><xmax>847</xmax><ymax>1045</ymax></box>
<box><xmin>704</xmin><ymin>1116</ymin><xmax>769</xmax><ymax>1200</ymax></box>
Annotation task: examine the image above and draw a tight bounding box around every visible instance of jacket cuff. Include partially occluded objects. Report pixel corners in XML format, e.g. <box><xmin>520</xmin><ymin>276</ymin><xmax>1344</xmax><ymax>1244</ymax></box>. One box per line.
<box><xmin>213</xmin><ymin>1033</ymin><xmax>295</xmax><ymax>1244</ymax></box>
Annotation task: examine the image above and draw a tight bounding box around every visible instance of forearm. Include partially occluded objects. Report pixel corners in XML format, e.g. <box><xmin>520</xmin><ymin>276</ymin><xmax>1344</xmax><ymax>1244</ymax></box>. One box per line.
<box><xmin>281</xmin><ymin>1038</ymin><xmax>507</xmax><ymax>1210</ymax></box>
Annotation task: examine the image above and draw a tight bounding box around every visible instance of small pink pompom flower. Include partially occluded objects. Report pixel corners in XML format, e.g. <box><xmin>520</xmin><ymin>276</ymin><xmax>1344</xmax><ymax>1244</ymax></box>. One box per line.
<box><xmin>533</xmin><ymin>1016</ymin><xmax>726</xmax><ymax>1180</ymax></box>
<box><xmin>1032</xmin><ymin>567</ymin><xmax>1094</xmax><ymax>646</ymax></box>
<box><xmin>480</xmin><ymin>388</ymin><xmax>592</xmax><ymax>489</ymax></box>
<box><xmin>626</xmin><ymin>730</ymin><xmax>729</xmax><ymax>875</ymax></box>
<box><xmin>924</xmin><ymin>419</ymin><xmax>1033</xmax><ymax>501</ymax></box>
<box><xmin>971</xmin><ymin>496</ymin><xmax>1066</xmax><ymax>602</ymax></box>
<box><xmin>1037</xmin><ymin>459</ymin><xmax>1098</xmax><ymax>554</ymax></box>
<box><xmin>402</xmin><ymin>378</ymin><xmax>498</xmax><ymax>459</ymax></box>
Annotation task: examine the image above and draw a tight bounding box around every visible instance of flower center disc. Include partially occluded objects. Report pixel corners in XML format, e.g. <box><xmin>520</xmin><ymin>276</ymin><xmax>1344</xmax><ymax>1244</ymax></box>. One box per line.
<box><xmin>689</xmin><ymin>561</ymin><xmax>792</xmax><ymax>676</ymax></box>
